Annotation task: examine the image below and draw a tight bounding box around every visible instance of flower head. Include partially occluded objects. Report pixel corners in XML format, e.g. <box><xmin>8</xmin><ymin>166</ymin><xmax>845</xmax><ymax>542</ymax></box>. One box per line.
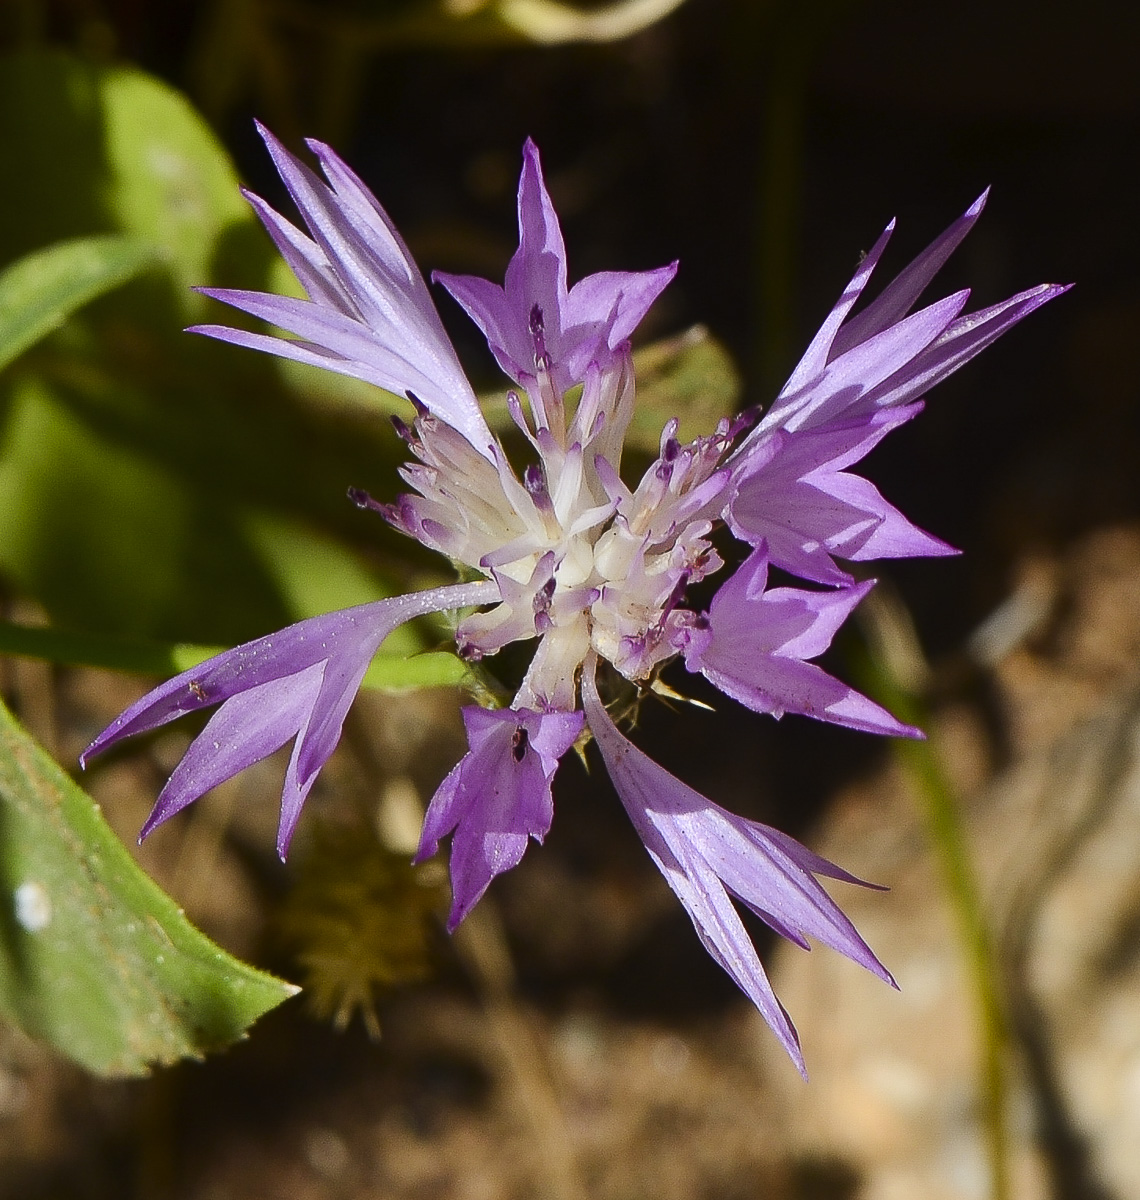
<box><xmin>84</xmin><ymin>128</ymin><xmax>1066</xmax><ymax>1073</ymax></box>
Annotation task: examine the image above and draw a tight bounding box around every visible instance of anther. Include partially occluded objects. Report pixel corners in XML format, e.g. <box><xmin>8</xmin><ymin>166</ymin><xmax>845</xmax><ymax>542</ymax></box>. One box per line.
<box><xmin>511</xmin><ymin>725</ymin><xmax>530</xmax><ymax>762</ymax></box>
<box><xmin>390</xmin><ymin>415</ymin><xmax>414</xmax><ymax>443</ymax></box>
<box><xmin>533</xmin><ymin>575</ymin><xmax>557</xmax><ymax>614</ymax></box>
<box><xmin>347</xmin><ymin>486</ymin><xmax>387</xmax><ymax>514</ymax></box>
<box><xmin>524</xmin><ymin>463</ymin><xmax>546</xmax><ymax>495</ymax></box>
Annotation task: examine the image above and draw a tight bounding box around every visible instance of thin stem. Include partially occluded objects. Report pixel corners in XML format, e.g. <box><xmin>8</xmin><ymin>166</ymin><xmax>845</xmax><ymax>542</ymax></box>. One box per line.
<box><xmin>0</xmin><ymin>619</ymin><xmax>218</xmax><ymax>678</ymax></box>
<box><xmin>856</xmin><ymin>591</ymin><xmax>1011</xmax><ymax>1200</ymax></box>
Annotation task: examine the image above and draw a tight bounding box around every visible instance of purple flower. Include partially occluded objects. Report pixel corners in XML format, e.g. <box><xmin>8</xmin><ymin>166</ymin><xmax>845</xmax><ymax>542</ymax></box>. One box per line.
<box><xmin>83</xmin><ymin>127</ymin><xmax>1065</xmax><ymax>1070</ymax></box>
<box><xmin>190</xmin><ymin>122</ymin><xmax>494</xmax><ymax>455</ymax></box>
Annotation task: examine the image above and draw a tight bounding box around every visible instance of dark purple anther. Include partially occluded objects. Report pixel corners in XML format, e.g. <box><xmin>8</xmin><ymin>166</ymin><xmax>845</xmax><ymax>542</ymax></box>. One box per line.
<box><xmin>524</xmin><ymin>464</ymin><xmax>546</xmax><ymax>494</ymax></box>
<box><xmin>533</xmin><ymin>574</ymin><xmax>557</xmax><ymax>614</ymax></box>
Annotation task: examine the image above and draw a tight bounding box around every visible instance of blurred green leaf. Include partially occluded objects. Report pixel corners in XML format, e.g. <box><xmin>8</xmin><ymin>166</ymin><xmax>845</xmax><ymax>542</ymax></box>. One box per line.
<box><xmin>0</xmin><ymin>620</ymin><xmax>221</xmax><ymax>678</ymax></box>
<box><xmin>0</xmin><ymin>49</ymin><xmax>413</xmax><ymax>647</ymax></box>
<box><xmin>0</xmin><ymin>696</ymin><xmax>296</xmax><ymax>1076</ymax></box>
<box><xmin>242</xmin><ymin>509</ymin><xmax>409</xmax><ymax>628</ymax></box>
<box><xmin>0</xmin><ymin>375</ymin><xmax>258</xmax><ymax>638</ymax></box>
<box><xmin>627</xmin><ymin>324</ymin><xmax>742</xmax><ymax>450</ymax></box>
<box><xmin>363</xmin><ymin>649</ymin><xmax>470</xmax><ymax>691</ymax></box>
<box><xmin>0</xmin><ymin>235</ymin><xmax>157</xmax><ymax>373</ymax></box>
<box><xmin>99</xmin><ymin>66</ymin><xmax>250</xmax><ymax>317</ymax></box>
<box><xmin>0</xmin><ymin>50</ymin><xmax>108</xmax><ymax>264</ymax></box>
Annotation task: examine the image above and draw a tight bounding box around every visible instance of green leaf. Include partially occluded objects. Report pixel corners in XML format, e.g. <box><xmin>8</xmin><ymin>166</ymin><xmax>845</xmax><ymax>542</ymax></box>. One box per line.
<box><xmin>99</xmin><ymin>65</ymin><xmax>251</xmax><ymax>316</ymax></box>
<box><xmin>0</xmin><ymin>697</ymin><xmax>297</xmax><ymax>1076</ymax></box>
<box><xmin>0</xmin><ymin>50</ymin><xmax>416</xmax><ymax>648</ymax></box>
<box><xmin>0</xmin><ymin>235</ymin><xmax>157</xmax><ymax>373</ymax></box>
<box><xmin>363</xmin><ymin>649</ymin><xmax>470</xmax><ymax>692</ymax></box>
<box><xmin>626</xmin><ymin>324</ymin><xmax>741</xmax><ymax>451</ymax></box>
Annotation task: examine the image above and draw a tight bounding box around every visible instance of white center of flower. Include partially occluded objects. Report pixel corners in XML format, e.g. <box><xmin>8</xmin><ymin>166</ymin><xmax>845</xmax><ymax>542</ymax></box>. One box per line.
<box><xmin>382</xmin><ymin>339</ymin><xmax>740</xmax><ymax>712</ymax></box>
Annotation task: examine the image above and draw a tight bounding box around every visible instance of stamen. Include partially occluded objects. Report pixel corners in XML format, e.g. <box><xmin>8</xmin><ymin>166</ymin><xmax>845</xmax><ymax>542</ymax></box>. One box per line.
<box><xmin>390</xmin><ymin>415</ymin><xmax>414</xmax><ymax>444</ymax></box>
<box><xmin>529</xmin><ymin>303</ymin><xmax>552</xmax><ymax>373</ymax></box>
<box><xmin>347</xmin><ymin>486</ymin><xmax>387</xmax><ymax>514</ymax></box>
<box><xmin>507</xmin><ymin>390</ymin><xmax>540</xmax><ymax>449</ymax></box>
<box><xmin>511</xmin><ymin>725</ymin><xmax>530</xmax><ymax>762</ymax></box>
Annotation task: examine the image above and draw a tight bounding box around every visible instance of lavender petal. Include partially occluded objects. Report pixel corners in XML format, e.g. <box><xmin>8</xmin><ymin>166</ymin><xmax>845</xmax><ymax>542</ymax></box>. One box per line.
<box><xmin>685</xmin><ymin>547</ymin><xmax>920</xmax><ymax>737</ymax></box>
<box><xmin>831</xmin><ymin>190</ymin><xmax>989</xmax><ymax>358</ymax></box>
<box><xmin>416</xmin><ymin>706</ymin><xmax>583</xmax><ymax>929</ymax></box>
<box><xmin>139</xmin><ymin>662</ymin><xmax>326</xmax><ymax>841</ymax></box>
<box><xmin>582</xmin><ymin>666</ymin><xmax>893</xmax><ymax>1075</ymax></box>
<box><xmin>82</xmin><ymin>581</ymin><xmax>497</xmax><ymax>765</ymax></box>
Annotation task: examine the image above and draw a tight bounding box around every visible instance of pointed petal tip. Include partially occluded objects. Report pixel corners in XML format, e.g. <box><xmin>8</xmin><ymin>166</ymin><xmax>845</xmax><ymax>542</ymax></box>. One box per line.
<box><xmin>138</xmin><ymin>811</ymin><xmax>162</xmax><ymax>844</ymax></box>
<box><xmin>445</xmin><ymin>901</ymin><xmax>468</xmax><ymax>935</ymax></box>
<box><xmin>253</xmin><ymin>119</ymin><xmax>287</xmax><ymax>156</ymax></box>
<box><xmin>966</xmin><ymin>187</ymin><xmax>991</xmax><ymax>217</ymax></box>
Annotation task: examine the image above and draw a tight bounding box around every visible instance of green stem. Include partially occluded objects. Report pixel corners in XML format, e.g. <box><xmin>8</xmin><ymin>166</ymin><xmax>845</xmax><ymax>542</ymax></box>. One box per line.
<box><xmin>0</xmin><ymin>620</ymin><xmax>217</xmax><ymax>677</ymax></box>
<box><xmin>859</xmin><ymin>635</ymin><xmax>1010</xmax><ymax>1200</ymax></box>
